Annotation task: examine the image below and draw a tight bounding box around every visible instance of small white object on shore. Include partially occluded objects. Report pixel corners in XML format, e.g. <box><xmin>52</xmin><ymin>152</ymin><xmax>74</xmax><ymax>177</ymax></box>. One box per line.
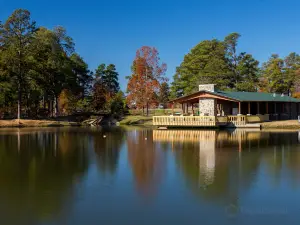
<box><xmin>145</xmin><ymin>138</ymin><xmax>147</xmax><ymax>140</ymax></box>
<box><xmin>103</xmin><ymin>135</ymin><xmax>106</xmax><ymax>138</ymax></box>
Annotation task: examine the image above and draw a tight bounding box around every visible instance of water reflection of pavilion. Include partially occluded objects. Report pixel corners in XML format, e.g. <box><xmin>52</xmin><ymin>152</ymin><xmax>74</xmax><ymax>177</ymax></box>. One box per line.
<box><xmin>153</xmin><ymin>129</ymin><xmax>300</xmax><ymax>204</ymax></box>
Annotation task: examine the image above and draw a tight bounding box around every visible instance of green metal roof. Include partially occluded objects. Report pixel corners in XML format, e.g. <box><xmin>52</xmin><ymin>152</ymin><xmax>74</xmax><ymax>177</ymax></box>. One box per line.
<box><xmin>170</xmin><ymin>90</ymin><xmax>300</xmax><ymax>103</ymax></box>
<box><xmin>215</xmin><ymin>91</ymin><xmax>300</xmax><ymax>102</ymax></box>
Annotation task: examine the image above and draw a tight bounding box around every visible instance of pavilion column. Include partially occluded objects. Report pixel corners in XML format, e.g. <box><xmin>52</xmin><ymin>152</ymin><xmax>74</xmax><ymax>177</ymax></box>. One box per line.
<box><xmin>290</xmin><ymin>102</ymin><xmax>292</xmax><ymax>119</ymax></box>
<box><xmin>266</xmin><ymin>102</ymin><xmax>269</xmax><ymax>114</ymax></box>
<box><xmin>172</xmin><ymin>102</ymin><xmax>174</xmax><ymax>114</ymax></box>
<box><xmin>181</xmin><ymin>103</ymin><xmax>184</xmax><ymax>114</ymax></box>
<box><xmin>257</xmin><ymin>102</ymin><xmax>260</xmax><ymax>114</ymax></box>
<box><xmin>238</xmin><ymin>102</ymin><xmax>241</xmax><ymax>115</ymax></box>
<box><xmin>274</xmin><ymin>103</ymin><xmax>277</xmax><ymax>120</ymax></box>
<box><xmin>187</xmin><ymin>103</ymin><xmax>189</xmax><ymax>114</ymax></box>
<box><xmin>198</xmin><ymin>98</ymin><xmax>200</xmax><ymax>115</ymax></box>
<box><xmin>192</xmin><ymin>103</ymin><xmax>194</xmax><ymax>115</ymax></box>
<box><xmin>248</xmin><ymin>102</ymin><xmax>251</xmax><ymax>115</ymax></box>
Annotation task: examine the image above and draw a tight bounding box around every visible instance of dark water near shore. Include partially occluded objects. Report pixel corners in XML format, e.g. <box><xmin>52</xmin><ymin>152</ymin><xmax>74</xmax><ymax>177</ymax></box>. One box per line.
<box><xmin>0</xmin><ymin>127</ymin><xmax>300</xmax><ymax>225</ymax></box>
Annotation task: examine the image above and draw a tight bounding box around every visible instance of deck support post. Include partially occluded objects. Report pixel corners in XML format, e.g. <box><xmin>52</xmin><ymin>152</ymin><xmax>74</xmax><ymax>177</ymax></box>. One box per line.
<box><xmin>257</xmin><ymin>102</ymin><xmax>260</xmax><ymax>114</ymax></box>
<box><xmin>238</xmin><ymin>102</ymin><xmax>241</xmax><ymax>115</ymax></box>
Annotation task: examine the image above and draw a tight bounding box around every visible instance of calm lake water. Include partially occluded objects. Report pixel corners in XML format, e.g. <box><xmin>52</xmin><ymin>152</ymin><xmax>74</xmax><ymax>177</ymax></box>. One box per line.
<box><xmin>0</xmin><ymin>127</ymin><xmax>300</xmax><ymax>225</ymax></box>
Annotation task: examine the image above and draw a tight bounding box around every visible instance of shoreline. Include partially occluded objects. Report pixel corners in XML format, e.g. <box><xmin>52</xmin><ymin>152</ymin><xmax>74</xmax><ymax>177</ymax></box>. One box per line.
<box><xmin>1</xmin><ymin>118</ymin><xmax>300</xmax><ymax>130</ymax></box>
<box><xmin>0</xmin><ymin>119</ymin><xmax>81</xmax><ymax>128</ymax></box>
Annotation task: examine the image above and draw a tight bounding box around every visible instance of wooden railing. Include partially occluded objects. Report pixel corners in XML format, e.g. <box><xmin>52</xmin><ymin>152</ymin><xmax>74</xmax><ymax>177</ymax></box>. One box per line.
<box><xmin>153</xmin><ymin>116</ymin><xmax>216</xmax><ymax>127</ymax></box>
<box><xmin>228</xmin><ymin>115</ymin><xmax>246</xmax><ymax>125</ymax></box>
<box><xmin>152</xmin><ymin>115</ymin><xmax>261</xmax><ymax>127</ymax></box>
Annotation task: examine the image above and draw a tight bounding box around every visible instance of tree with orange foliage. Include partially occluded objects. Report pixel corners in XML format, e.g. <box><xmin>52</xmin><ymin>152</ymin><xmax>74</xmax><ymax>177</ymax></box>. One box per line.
<box><xmin>126</xmin><ymin>46</ymin><xmax>167</xmax><ymax>116</ymax></box>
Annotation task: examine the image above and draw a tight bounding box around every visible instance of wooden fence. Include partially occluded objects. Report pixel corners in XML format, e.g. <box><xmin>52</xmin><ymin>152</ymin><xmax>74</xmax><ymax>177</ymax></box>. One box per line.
<box><xmin>227</xmin><ymin>115</ymin><xmax>246</xmax><ymax>126</ymax></box>
<box><xmin>153</xmin><ymin>116</ymin><xmax>216</xmax><ymax>127</ymax></box>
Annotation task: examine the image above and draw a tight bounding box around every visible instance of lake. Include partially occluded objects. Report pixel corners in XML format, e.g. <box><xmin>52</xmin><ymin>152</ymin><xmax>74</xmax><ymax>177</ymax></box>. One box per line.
<box><xmin>0</xmin><ymin>127</ymin><xmax>300</xmax><ymax>225</ymax></box>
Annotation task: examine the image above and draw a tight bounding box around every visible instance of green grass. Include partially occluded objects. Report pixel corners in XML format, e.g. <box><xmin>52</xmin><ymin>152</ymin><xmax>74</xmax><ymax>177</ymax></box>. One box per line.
<box><xmin>119</xmin><ymin>115</ymin><xmax>153</xmax><ymax>126</ymax></box>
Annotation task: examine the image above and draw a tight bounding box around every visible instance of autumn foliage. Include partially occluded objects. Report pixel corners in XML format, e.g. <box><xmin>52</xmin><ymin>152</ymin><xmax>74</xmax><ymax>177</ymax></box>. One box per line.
<box><xmin>126</xmin><ymin>46</ymin><xmax>167</xmax><ymax>115</ymax></box>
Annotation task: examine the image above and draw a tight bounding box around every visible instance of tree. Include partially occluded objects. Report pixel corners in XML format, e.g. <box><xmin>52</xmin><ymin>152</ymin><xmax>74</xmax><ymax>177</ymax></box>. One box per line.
<box><xmin>92</xmin><ymin>81</ymin><xmax>109</xmax><ymax>112</ymax></box>
<box><xmin>95</xmin><ymin>63</ymin><xmax>119</xmax><ymax>96</ymax></box>
<box><xmin>0</xmin><ymin>9</ymin><xmax>37</xmax><ymax>119</ymax></box>
<box><xmin>260</xmin><ymin>54</ymin><xmax>286</xmax><ymax>93</ymax></box>
<box><xmin>126</xmin><ymin>46</ymin><xmax>167</xmax><ymax>116</ymax></box>
<box><xmin>284</xmin><ymin>52</ymin><xmax>300</xmax><ymax>94</ymax></box>
<box><xmin>69</xmin><ymin>53</ymin><xmax>92</xmax><ymax>97</ymax></box>
<box><xmin>170</xmin><ymin>39</ymin><xmax>230</xmax><ymax>96</ymax></box>
<box><xmin>235</xmin><ymin>53</ymin><xmax>259</xmax><ymax>91</ymax></box>
<box><xmin>109</xmin><ymin>91</ymin><xmax>125</xmax><ymax>116</ymax></box>
<box><xmin>92</xmin><ymin>63</ymin><xmax>120</xmax><ymax>112</ymax></box>
<box><xmin>224</xmin><ymin>32</ymin><xmax>241</xmax><ymax>88</ymax></box>
<box><xmin>31</xmin><ymin>26</ymin><xmax>75</xmax><ymax>117</ymax></box>
<box><xmin>158</xmin><ymin>82</ymin><xmax>170</xmax><ymax>108</ymax></box>
<box><xmin>103</xmin><ymin>64</ymin><xmax>120</xmax><ymax>96</ymax></box>
<box><xmin>170</xmin><ymin>33</ymin><xmax>260</xmax><ymax>96</ymax></box>
<box><xmin>170</xmin><ymin>72</ymin><xmax>184</xmax><ymax>98</ymax></box>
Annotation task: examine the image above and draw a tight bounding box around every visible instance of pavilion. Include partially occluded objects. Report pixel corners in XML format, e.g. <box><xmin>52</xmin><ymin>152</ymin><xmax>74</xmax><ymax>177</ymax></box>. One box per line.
<box><xmin>170</xmin><ymin>84</ymin><xmax>300</xmax><ymax>120</ymax></box>
<box><xmin>153</xmin><ymin>84</ymin><xmax>300</xmax><ymax>128</ymax></box>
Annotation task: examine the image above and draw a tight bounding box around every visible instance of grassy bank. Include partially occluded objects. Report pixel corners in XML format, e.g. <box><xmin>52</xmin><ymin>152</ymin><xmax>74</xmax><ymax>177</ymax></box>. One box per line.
<box><xmin>119</xmin><ymin>116</ymin><xmax>300</xmax><ymax>130</ymax></box>
<box><xmin>261</xmin><ymin>120</ymin><xmax>300</xmax><ymax>129</ymax></box>
<box><xmin>119</xmin><ymin>115</ymin><xmax>153</xmax><ymax>126</ymax></box>
<box><xmin>0</xmin><ymin>119</ymin><xmax>81</xmax><ymax>128</ymax></box>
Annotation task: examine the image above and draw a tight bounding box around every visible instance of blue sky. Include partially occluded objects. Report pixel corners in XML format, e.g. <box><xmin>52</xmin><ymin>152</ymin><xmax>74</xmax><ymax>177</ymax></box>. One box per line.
<box><xmin>2</xmin><ymin>0</ymin><xmax>300</xmax><ymax>90</ymax></box>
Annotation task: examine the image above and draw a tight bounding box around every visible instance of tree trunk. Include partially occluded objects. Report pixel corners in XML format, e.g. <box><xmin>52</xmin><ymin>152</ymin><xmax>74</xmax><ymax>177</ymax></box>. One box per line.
<box><xmin>49</xmin><ymin>100</ymin><xmax>53</xmax><ymax>117</ymax></box>
<box><xmin>43</xmin><ymin>95</ymin><xmax>46</xmax><ymax>109</ymax></box>
<box><xmin>142</xmin><ymin>106</ymin><xmax>144</xmax><ymax>116</ymax></box>
<box><xmin>17</xmin><ymin>87</ymin><xmax>21</xmax><ymax>120</ymax></box>
<box><xmin>54</xmin><ymin>96</ymin><xmax>58</xmax><ymax>117</ymax></box>
<box><xmin>146</xmin><ymin>102</ymin><xmax>149</xmax><ymax>117</ymax></box>
<box><xmin>54</xmin><ymin>96</ymin><xmax>59</xmax><ymax>117</ymax></box>
<box><xmin>47</xmin><ymin>100</ymin><xmax>50</xmax><ymax>117</ymax></box>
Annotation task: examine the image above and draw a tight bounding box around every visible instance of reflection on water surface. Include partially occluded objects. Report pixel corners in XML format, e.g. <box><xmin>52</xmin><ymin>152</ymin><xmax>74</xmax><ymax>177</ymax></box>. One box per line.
<box><xmin>0</xmin><ymin>127</ymin><xmax>300</xmax><ymax>225</ymax></box>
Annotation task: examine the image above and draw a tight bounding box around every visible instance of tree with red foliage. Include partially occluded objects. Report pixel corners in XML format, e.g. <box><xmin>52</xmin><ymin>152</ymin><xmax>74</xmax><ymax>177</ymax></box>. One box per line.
<box><xmin>126</xmin><ymin>46</ymin><xmax>167</xmax><ymax>116</ymax></box>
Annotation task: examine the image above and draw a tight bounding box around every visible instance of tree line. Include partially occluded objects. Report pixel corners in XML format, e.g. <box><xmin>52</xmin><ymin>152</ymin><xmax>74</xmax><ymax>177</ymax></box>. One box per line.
<box><xmin>3</xmin><ymin>9</ymin><xmax>300</xmax><ymax>120</ymax></box>
<box><xmin>170</xmin><ymin>33</ymin><xmax>300</xmax><ymax>98</ymax></box>
<box><xmin>0</xmin><ymin>9</ymin><xmax>125</xmax><ymax>119</ymax></box>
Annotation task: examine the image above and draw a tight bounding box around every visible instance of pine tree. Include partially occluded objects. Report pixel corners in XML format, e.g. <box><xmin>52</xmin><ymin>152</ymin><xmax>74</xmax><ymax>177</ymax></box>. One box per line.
<box><xmin>159</xmin><ymin>82</ymin><xmax>170</xmax><ymax>108</ymax></box>
<box><xmin>0</xmin><ymin>9</ymin><xmax>37</xmax><ymax>119</ymax></box>
<box><xmin>260</xmin><ymin>54</ymin><xmax>286</xmax><ymax>93</ymax></box>
<box><xmin>102</xmin><ymin>64</ymin><xmax>120</xmax><ymax>96</ymax></box>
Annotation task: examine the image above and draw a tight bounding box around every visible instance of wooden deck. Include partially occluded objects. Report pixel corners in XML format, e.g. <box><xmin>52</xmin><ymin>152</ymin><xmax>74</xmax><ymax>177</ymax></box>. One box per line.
<box><xmin>152</xmin><ymin>115</ymin><xmax>264</xmax><ymax>128</ymax></box>
<box><xmin>153</xmin><ymin>116</ymin><xmax>217</xmax><ymax>127</ymax></box>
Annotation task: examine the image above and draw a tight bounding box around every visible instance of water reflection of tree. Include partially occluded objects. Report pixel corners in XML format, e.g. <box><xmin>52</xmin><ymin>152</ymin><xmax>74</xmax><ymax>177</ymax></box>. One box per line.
<box><xmin>262</xmin><ymin>132</ymin><xmax>300</xmax><ymax>186</ymax></box>
<box><xmin>127</xmin><ymin>130</ymin><xmax>164</xmax><ymax>197</ymax></box>
<box><xmin>0</xmin><ymin>129</ymin><xmax>89</xmax><ymax>225</ymax></box>
<box><xmin>93</xmin><ymin>127</ymin><xmax>125</xmax><ymax>175</ymax></box>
